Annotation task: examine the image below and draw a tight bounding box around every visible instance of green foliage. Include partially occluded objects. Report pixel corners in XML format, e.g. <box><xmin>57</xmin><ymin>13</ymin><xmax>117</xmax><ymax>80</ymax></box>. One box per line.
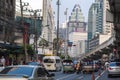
<box><xmin>67</xmin><ymin>55</ymin><xmax>72</xmax><ymax>60</ymax></box>
<box><xmin>53</xmin><ymin>38</ymin><xmax>57</xmax><ymax>50</ymax></box>
<box><xmin>20</xmin><ymin>44</ymin><xmax>35</xmax><ymax>54</ymax></box>
<box><xmin>27</xmin><ymin>44</ymin><xmax>34</xmax><ymax>54</ymax></box>
<box><xmin>59</xmin><ymin>54</ymin><xmax>65</xmax><ymax>59</ymax></box>
<box><xmin>39</xmin><ymin>39</ymin><xmax>49</xmax><ymax>47</ymax></box>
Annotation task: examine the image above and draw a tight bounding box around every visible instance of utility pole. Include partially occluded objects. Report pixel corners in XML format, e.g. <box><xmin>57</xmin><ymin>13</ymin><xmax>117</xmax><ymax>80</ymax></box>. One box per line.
<box><xmin>34</xmin><ymin>11</ymin><xmax>38</xmax><ymax>61</ymax></box>
<box><xmin>64</xmin><ymin>8</ymin><xmax>68</xmax><ymax>59</ymax></box>
<box><xmin>20</xmin><ymin>0</ymin><xmax>29</xmax><ymax>62</ymax></box>
<box><xmin>29</xmin><ymin>9</ymin><xmax>42</xmax><ymax>61</ymax></box>
<box><xmin>56</xmin><ymin>0</ymin><xmax>60</xmax><ymax>56</ymax></box>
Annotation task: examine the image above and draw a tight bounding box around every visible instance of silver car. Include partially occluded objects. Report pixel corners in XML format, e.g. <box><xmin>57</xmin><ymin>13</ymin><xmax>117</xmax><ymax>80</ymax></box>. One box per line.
<box><xmin>108</xmin><ymin>62</ymin><xmax>120</xmax><ymax>77</ymax></box>
<box><xmin>0</xmin><ymin>65</ymin><xmax>55</xmax><ymax>80</ymax></box>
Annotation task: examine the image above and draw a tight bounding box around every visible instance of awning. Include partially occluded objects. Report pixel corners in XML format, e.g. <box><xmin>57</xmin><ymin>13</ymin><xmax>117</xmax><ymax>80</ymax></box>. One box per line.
<box><xmin>0</xmin><ymin>43</ymin><xmax>21</xmax><ymax>49</ymax></box>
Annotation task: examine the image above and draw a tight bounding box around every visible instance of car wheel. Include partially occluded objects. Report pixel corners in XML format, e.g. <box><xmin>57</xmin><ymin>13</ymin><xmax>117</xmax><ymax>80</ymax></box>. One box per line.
<box><xmin>59</xmin><ymin>67</ymin><xmax>62</xmax><ymax>71</ymax></box>
<box><xmin>63</xmin><ymin>71</ymin><xmax>65</xmax><ymax>73</ymax></box>
<box><xmin>108</xmin><ymin>74</ymin><xmax>112</xmax><ymax>78</ymax></box>
<box><xmin>82</xmin><ymin>71</ymin><xmax>85</xmax><ymax>74</ymax></box>
<box><xmin>56</xmin><ymin>68</ymin><xmax>59</xmax><ymax>72</ymax></box>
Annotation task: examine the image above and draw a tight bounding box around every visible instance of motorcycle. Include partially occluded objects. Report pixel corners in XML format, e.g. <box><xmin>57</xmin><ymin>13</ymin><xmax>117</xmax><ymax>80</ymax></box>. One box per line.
<box><xmin>76</xmin><ymin>66</ymin><xmax>80</xmax><ymax>74</ymax></box>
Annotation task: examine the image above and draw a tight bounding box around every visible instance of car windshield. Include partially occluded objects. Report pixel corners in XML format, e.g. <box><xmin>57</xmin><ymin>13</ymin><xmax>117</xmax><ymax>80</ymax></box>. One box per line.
<box><xmin>44</xmin><ymin>59</ymin><xmax>54</xmax><ymax>63</ymax></box>
<box><xmin>62</xmin><ymin>60</ymin><xmax>73</xmax><ymax>65</ymax></box>
<box><xmin>0</xmin><ymin>66</ymin><xmax>34</xmax><ymax>77</ymax></box>
<box><xmin>84</xmin><ymin>62</ymin><xmax>93</xmax><ymax>65</ymax></box>
<box><xmin>110</xmin><ymin>62</ymin><xmax>120</xmax><ymax>66</ymax></box>
<box><xmin>27</xmin><ymin>62</ymin><xmax>39</xmax><ymax>65</ymax></box>
<box><xmin>56</xmin><ymin>59</ymin><xmax>61</xmax><ymax>63</ymax></box>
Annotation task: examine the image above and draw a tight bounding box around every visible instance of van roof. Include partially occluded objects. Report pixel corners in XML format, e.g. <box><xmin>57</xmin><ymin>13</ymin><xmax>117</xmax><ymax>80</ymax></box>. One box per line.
<box><xmin>43</xmin><ymin>56</ymin><xmax>61</xmax><ymax>59</ymax></box>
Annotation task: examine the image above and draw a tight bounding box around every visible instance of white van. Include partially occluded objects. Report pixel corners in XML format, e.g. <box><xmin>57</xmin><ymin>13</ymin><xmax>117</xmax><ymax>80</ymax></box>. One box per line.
<box><xmin>43</xmin><ymin>56</ymin><xmax>62</xmax><ymax>71</ymax></box>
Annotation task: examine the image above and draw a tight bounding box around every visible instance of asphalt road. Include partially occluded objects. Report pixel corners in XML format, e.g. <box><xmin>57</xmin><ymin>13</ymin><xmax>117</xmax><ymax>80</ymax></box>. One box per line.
<box><xmin>50</xmin><ymin>69</ymin><xmax>120</xmax><ymax>80</ymax></box>
<box><xmin>50</xmin><ymin>70</ymin><xmax>105</xmax><ymax>80</ymax></box>
<box><xmin>97</xmin><ymin>70</ymin><xmax>120</xmax><ymax>80</ymax></box>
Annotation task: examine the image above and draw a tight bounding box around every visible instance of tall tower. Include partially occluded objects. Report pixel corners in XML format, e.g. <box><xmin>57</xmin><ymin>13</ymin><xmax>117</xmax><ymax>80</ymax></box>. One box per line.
<box><xmin>42</xmin><ymin>0</ymin><xmax>55</xmax><ymax>44</ymax></box>
<box><xmin>88</xmin><ymin>0</ymin><xmax>103</xmax><ymax>41</ymax></box>
<box><xmin>102</xmin><ymin>0</ymin><xmax>113</xmax><ymax>35</ymax></box>
<box><xmin>68</xmin><ymin>4</ymin><xmax>86</xmax><ymax>33</ymax></box>
<box><xmin>68</xmin><ymin>4</ymin><xmax>87</xmax><ymax>57</ymax></box>
<box><xmin>87</xmin><ymin>0</ymin><xmax>113</xmax><ymax>51</ymax></box>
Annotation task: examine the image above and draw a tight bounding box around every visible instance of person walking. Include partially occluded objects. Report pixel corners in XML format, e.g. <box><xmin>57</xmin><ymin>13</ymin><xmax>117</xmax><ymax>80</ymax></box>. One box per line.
<box><xmin>1</xmin><ymin>56</ymin><xmax>6</xmax><ymax>67</ymax></box>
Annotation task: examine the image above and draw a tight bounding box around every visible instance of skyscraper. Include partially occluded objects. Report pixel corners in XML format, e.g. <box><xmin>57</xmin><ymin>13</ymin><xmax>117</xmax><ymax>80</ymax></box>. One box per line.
<box><xmin>42</xmin><ymin>0</ymin><xmax>55</xmax><ymax>44</ymax></box>
<box><xmin>68</xmin><ymin>4</ymin><xmax>86</xmax><ymax>33</ymax></box>
<box><xmin>68</xmin><ymin>4</ymin><xmax>87</xmax><ymax>57</ymax></box>
<box><xmin>87</xmin><ymin>0</ymin><xmax>113</xmax><ymax>51</ymax></box>
<box><xmin>88</xmin><ymin>0</ymin><xmax>102</xmax><ymax>41</ymax></box>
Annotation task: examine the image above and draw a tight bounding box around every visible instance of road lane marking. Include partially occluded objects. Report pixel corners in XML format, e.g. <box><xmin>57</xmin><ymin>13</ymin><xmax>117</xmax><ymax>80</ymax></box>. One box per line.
<box><xmin>76</xmin><ymin>76</ymin><xmax>84</xmax><ymax>80</ymax></box>
<box><xmin>56</xmin><ymin>74</ymin><xmax>75</xmax><ymax>80</ymax></box>
<box><xmin>95</xmin><ymin>70</ymin><xmax>106</xmax><ymax>80</ymax></box>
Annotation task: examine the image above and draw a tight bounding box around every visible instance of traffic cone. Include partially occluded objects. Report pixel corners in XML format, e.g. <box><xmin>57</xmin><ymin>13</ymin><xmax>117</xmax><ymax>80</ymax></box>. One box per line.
<box><xmin>91</xmin><ymin>72</ymin><xmax>95</xmax><ymax>80</ymax></box>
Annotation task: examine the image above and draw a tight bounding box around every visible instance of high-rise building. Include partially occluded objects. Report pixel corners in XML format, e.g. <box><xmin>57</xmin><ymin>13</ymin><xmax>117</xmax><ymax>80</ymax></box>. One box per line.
<box><xmin>68</xmin><ymin>4</ymin><xmax>86</xmax><ymax>33</ymax></box>
<box><xmin>87</xmin><ymin>0</ymin><xmax>113</xmax><ymax>51</ymax></box>
<box><xmin>88</xmin><ymin>0</ymin><xmax>102</xmax><ymax>41</ymax></box>
<box><xmin>42</xmin><ymin>0</ymin><xmax>55</xmax><ymax>45</ymax></box>
<box><xmin>102</xmin><ymin>0</ymin><xmax>113</xmax><ymax>35</ymax></box>
<box><xmin>0</xmin><ymin>0</ymin><xmax>16</xmax><ymax>43</ymax></box>
<box><xmin>67</xmin><ymin>4</ymin><xmax>87</xmax><ymax>57</ymax></box>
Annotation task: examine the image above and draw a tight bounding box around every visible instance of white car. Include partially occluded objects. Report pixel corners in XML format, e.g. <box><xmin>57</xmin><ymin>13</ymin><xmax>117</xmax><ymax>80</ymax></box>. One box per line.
<box><xmin>0</xmin><ymin>65</ymin><xmax>55</xmax><ymax>80</ymax></box>
<box><xmin>0</xmin><ymin>77</ymin><xmax>27</xmax><ymax>80</ymax></box>
<box><xmin>108</xmin><ymin>62</ymin><xmax>120</xmax><ymax>77</ymax></box>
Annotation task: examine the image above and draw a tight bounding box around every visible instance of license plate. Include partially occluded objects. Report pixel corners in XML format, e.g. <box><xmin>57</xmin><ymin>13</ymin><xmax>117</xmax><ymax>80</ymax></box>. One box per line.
<box><xmin>47</xmin><ymin>65</ymin><xmax>51</xmax><ymax>67</ymax></box>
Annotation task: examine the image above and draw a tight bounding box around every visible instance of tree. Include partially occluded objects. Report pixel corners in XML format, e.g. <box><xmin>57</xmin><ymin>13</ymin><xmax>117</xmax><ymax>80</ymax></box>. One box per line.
<box><xmin>20</xmin><ymin>44</ymin><xmax>34</xmax><ymax>55</ymax></box>
<box><xmin>39</xmin><ymin>38</ymin><xmax>49</xmax><ymax>47</ymax></box>
<box><xmin>53</xmin><ymin>38</ymin><xmax>64</xmax><ymax>55</ymax></box>
<box><xmin>39</xmin><ymin>38</ymin><xmax>49</xmax><ymax>54</ymax></box>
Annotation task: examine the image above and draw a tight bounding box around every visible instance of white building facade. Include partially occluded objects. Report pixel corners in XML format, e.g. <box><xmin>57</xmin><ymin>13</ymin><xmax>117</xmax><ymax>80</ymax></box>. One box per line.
<box><xmin>68</xmin><ymin>32</ymin><xmax>87</xmax><ymax>57</ymax></box>
<box><xmin>67</xmin><ymin>4</ymin><xmax>87</xmax><ymax>58</ymax></box>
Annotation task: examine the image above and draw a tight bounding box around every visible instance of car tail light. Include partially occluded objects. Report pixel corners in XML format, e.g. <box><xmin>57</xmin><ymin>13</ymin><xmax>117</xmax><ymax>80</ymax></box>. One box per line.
<box><xmin>108</xmin><ymin>67</ymin><xmax>113</xmax><ymax>70</ymax></box>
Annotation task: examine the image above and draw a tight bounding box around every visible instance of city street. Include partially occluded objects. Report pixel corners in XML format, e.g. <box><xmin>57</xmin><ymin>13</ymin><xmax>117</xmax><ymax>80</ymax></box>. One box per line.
<box><xmin>52</xmin><ymin>71</ymin><xmax>100</xmax><ymax>80</ymax></box>
<box><xmin>50</xmin><ymin>69</ymin><xmax>120</xmax><ymax>80</ymax></box>
<box><xmin>97</xmin><ymin>70</ymin><xmax>120</xmax><ymax>80</ymax></box>
<box><xmin>0</xmin><ymin>0</ymin><xmax>120</xmax><ymax>80</ymax></box>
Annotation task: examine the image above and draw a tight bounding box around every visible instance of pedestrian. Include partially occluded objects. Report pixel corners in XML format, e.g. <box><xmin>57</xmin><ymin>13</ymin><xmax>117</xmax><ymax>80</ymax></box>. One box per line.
<box><xmin>13</xmin><ymin>58</ymin><xmax>18</xmax><ymax>65</ymax></box>
<box><xmin>104</xmin><ymin>61</ymin><xmax>109</xmax><ymax>70</ymax></box>
<box><xmin>1</xmin><ymin>56</ymin><xmax>6</xmax><ymax>67</ymax></box>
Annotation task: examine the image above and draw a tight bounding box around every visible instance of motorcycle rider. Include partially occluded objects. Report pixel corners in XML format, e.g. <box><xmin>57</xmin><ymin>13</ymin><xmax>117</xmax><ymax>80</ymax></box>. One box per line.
<box><xmin>76</xmin><ymin>61</ymin><xmax>81</xmax><ymax>74</ymax></box>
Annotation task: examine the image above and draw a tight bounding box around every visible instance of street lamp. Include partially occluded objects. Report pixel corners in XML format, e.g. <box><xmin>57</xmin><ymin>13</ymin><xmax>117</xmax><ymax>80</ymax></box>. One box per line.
<box><xmin>28</xmin><ymin>9</ymin><xmax>42</xmax><ymax>61</ymax></box>
<box><xmin>56</xmin><ymin>0</ymin><xmax>60</xmax><ymax>56</ymax></box>
<box><xmin>20</xmin><ymin>0</ymin><xmax>29</xmax><ymax>63</ymax></box>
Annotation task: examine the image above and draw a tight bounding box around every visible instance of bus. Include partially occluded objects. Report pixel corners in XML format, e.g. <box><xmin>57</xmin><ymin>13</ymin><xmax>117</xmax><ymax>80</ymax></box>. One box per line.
<box><xmin>43</xmin><ymin>56</ymin><xmax>62</xmax><ymax>71</ymax></box>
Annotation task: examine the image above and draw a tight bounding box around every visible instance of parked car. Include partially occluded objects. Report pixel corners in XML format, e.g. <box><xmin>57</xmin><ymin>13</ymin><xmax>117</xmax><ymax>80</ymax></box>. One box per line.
<box><xmin>108</xmin><ymin>62</ymin><xmax>120</xmax><ymax>78</ymax></box>
<box><xmin>0</xmin><ymin>65</ymin><xmax>55</xmax><ymax>80</ymax></box>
